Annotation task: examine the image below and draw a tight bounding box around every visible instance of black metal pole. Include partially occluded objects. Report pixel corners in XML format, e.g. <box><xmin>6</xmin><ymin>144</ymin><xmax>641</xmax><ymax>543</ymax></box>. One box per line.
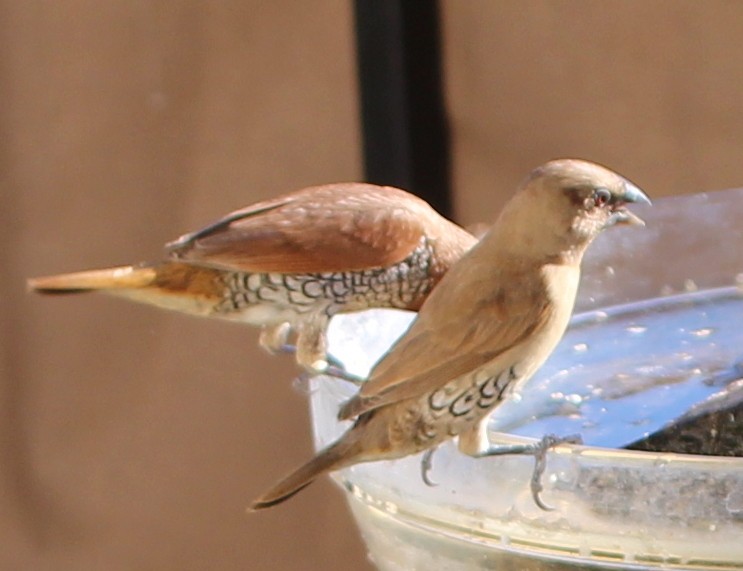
<box><xmin>353</xmin><ymin>0</ymin><xmax>453</xmax><ymax>219</ymax></box>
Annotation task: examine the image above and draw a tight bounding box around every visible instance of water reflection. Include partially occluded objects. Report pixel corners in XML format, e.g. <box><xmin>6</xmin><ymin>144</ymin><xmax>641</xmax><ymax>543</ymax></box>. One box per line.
<box><xmin>489</xmin><ymin>287</ymin><xmax>743</xmax><ymax>452</ymax></box>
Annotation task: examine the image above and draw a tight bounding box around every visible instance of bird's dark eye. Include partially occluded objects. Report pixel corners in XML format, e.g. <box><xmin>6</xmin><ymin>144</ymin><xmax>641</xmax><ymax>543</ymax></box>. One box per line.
<box><xmin>593</xmin><ymin>188</ymin><xmax>612</xmax><ymax>207</ymax></box>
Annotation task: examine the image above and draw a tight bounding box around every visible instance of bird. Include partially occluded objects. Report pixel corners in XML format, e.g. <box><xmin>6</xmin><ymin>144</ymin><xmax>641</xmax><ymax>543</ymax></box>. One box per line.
<box><xmin>27</xmin><ymin>183</ymin><xmax>477</xmax><ymax>374</ymax></box>
<box><xmin>251</xmin><ymin>159</ymin><xmax>651</xmax><ymax>510</ymax></box>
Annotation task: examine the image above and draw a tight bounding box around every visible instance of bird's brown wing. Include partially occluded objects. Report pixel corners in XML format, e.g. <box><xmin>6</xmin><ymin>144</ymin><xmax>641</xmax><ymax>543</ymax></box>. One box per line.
<box><xmin>338</xmin><ymin>267</ymin><xmax>552</xmax><ymax>420</ymax></box>
<box><xmin>165</xmin><ymin>183</ymin><xmax>432</xmax><ymax>273</ymax></box>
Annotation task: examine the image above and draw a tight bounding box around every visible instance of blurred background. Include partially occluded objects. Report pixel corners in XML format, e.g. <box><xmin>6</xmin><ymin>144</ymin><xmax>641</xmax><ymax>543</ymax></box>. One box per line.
<box><xmin>4</xmin><ymin>1</ymin><xmax>743</xmax><ymax>569</ymax></box>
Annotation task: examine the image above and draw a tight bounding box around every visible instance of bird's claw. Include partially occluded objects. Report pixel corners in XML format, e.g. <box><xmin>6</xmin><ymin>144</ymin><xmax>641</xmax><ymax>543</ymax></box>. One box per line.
<box><xmin>316</xmin><ymin>352</ymin><xmax>365</xmax><ymax>385</ymax></box>
<box><xmin>322</xmin><ymin>363</ymin><xmax>365</xmax><ymax>386</ymax></box>
<box><xmin>276</xmin><ymin>343</ymin><xmax>297</xmax><ymax>355</ymax></box>
<box><xmin>528</xmin><ymin>434</ymin><xmax>582</xmax><ymax>511</ymax></box>
<box><xmin>259</xmin><ymin>323</ymin><xmax>293</xmax><ymax>355</ymax></box>
<box><xmin>280</xmin><ymin>343</ymin><xmax>364</xmax><ymax>386</ymax></box>
<box><xmin>475</xmin><ymin>433</ymin><xmax>581</xmax><ymax>511</ymax></box>
<box><xmin>420</xmin><ymin>448</ymin><xmax>439</xmax><ymax>487</ymax></box>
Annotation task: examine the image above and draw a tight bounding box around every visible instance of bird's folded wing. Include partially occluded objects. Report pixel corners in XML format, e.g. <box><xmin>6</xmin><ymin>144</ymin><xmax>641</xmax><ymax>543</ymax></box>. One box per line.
<box><xmin>164</xmin><ymin>183</ymin><xmax>430</xmax><ymax>273</ymax></box>
<box><xmin>338</xmin><ymin>286</ymin><xmax>551</xmax><ymax>420</ymax></box>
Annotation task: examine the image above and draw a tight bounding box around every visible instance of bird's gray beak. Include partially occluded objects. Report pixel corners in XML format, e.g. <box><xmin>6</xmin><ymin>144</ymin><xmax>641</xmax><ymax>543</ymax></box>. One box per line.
<box><xmin>623</xmin><ymin>181</ymin><xmax>652</xmax><ymax>206</ymax></box>
<box><xmin>607</xmin><ymin>182</ymin><xmax>651</xmax><ymax>227</ymax></box>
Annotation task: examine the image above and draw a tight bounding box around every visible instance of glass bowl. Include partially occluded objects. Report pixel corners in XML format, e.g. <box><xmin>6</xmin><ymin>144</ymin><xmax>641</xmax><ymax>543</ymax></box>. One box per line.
<box><xmin>311</xmin><ymin>187</ymin><xmax>743</xmax><ymax>570</ymax></box>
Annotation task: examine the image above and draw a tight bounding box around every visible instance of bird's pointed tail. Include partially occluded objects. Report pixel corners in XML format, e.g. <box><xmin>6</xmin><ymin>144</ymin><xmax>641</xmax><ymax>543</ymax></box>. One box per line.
<box><xmin>27</xmin><ymin>262</ymin><xmax>225</xmax><ymax>317</ymax></box>
<box><xmin>27</xmin><ymin>265</ymin><xmax>157</xmax><ymax>294</ymax></box>
<box><xmin>250</xmin><ymin>435</ymin><xmax>359</xmax><ymax>511</ymax></box>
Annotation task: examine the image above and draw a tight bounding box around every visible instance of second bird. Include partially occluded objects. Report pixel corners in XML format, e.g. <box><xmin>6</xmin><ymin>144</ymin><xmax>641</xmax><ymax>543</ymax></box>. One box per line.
<box><xmin>28</xmin><ymin>183</ymin><xmax>477</xmax><ymax>373</ymax></box>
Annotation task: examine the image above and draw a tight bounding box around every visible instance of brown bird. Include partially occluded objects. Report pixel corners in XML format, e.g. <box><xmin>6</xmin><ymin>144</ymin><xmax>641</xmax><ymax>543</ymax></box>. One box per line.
<box><xmin>251</xmin><ymin>159</ymin><xmax>651</xmax><ymax>510</ymax></box>
<box><xmin>27</xmin><ymin>183</ymin><xmax>477</xmax><ymax>374</ymax></box>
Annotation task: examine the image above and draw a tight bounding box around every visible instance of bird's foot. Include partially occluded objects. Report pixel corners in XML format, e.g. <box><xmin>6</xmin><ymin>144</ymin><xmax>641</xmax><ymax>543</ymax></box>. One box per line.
<box><xmin>275</xmin><ymin>343</ymin><xmax>296</xmax><ymax>355</ymax></box>
<box><xmin>309</xmin><ymin>354</ymin><xmax>364</xmax><ymax>386</ymax></box>
<box><xmin>277</xmin><ymin>343</ymin><xmax>364</xmax><ymax>386</ymax></box>
<box><xmin>477</xmin><ymin>434</ymin><xmax>582</xmax><ymax>511</ymax></box>
<box><xmin>322</xmin><ymin>363</ymin><xmax>365</xmax><ymax>386</ymax></box>
<box><xmin>292</xmin><ymin>364</ymin><xmax>365</xmax><ymax>394</ymax></box>
<box><xmin>420</xmin><ymin>447</ymin><xmax>439</xmax><ymax>487</ymax></box>
<box><xmin>526</xmin><ymin>434</ymin><xmax>581</xmax><ymax>511</ymax></box>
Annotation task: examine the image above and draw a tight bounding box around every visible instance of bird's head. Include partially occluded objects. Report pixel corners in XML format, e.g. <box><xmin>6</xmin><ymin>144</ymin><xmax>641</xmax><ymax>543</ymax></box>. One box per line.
<box><xmin>494</xmin><ymin>159</ymin><xmax>651</xmax><ymax>264</ymax></box>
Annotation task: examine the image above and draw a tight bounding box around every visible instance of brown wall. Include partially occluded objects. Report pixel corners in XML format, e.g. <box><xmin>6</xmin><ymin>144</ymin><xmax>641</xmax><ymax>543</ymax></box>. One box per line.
<box><xmin>2</xmin><ymin>2</ymin><xmax>369</xmax><ymax>570</ymax></box>
<box><xmin>444</xmin><ymin>0</ymin><xmax>743</xmax><ymax>223</ymax></box>
<box><xmin>4</xmin><ymin>2</ymin><xmax>743</xmax><ymax>570</ymax></box>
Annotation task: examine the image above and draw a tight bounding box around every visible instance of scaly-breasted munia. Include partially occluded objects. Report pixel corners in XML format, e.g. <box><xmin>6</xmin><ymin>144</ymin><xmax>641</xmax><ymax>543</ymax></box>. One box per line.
<box><xmin>251</xmin><ymin>159</ymin><xmax>651</xmax><ymax>510</ymax></box>
<box><xmin>28</xmin><ymin>183</ymin><xmax>476</xmax><ymax>373</ymax></box>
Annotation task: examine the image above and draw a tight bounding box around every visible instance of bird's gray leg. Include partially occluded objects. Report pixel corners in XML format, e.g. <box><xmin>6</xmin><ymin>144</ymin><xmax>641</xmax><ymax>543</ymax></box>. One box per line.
<box><xmin>262</xmin><ymin>316</ymin><xmax>364</xmax><ymax>385</ymax></box>
<box><xmin>277</xmin><ymin>337</ymin><xmax>365</xmax><ymax>386</ymax></box>
<box><xmin>420</xmin><ymin>447</ymin><xmax>439</xmax><ymax>487</ymax></box>
<box><xmin>258</xmin><ymin>322</ymin><xmax>322</xmax><ymax>393</ymax></box>
<box><xmin>320</xmin><ymin>359</ymin><xmax>365</xmax><ymax>385</ymax></box>
<box><xmin>295</xmin><ymin>317</ymin><xmax>364</xmax><ymax>386</ymax></box>
<box><xmin>458</xmin><ymin>421</ymin><xmax>581</xmax><ymax>511</ymax></box>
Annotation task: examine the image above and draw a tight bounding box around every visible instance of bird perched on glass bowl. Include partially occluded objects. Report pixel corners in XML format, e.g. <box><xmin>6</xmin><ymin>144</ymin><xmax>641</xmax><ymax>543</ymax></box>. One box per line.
<box><xmin>251</xmin><ymin>159</ymin><xmax>651</xmax><ymax>510</ymax></box>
